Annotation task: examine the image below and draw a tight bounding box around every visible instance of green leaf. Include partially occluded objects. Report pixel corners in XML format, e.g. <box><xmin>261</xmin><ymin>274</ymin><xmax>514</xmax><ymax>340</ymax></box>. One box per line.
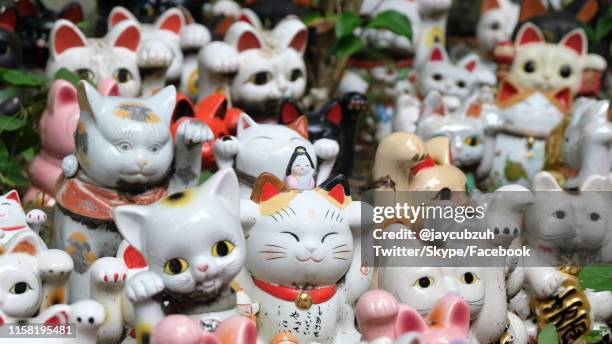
<box><xmin>366</xmin><ymin>10</ymin><xmax>412</xmax><ymax>39</ymax></box>
<box><xmin>0</xmin><ymin>116</ymin><xmax>27</xmax><ymax>132</ymax></box>
<box><xmin>303</xmin><ymin>12</ymin><xmax>322</xmax><ymax>25</ymax></box>
<box><xmin>331</xmin><ymin>34</ymin><xmax>364</xmax><ymax>58</ymax></box>
<box><xmin>538</xmin><ymin>324</ymin><xmax>558</xmax><ymax>344</ymax></box>
<box><xmin>582</xmin><ymin>24</ymin><xmax>596</xmax><ymax>43</ymax></box>
<box><xmin>579</xmin><ymin>265</ymin><xmax>612</xmax><ymax>291</ymax></box>
<box><xmin>595</xmin><ymin>16</ymin><xmax>612</xmax><ymax>43</ymax></box>
<box><xmin>54</xmin><ymin>68</ymin><xmax>81</xmax><ymax>86</ymax></box>
<box><xmin>335</xmin><ymin>12</ymin><xmax>361</xmax><ymax>38</ymax></box>
<box><xmin>0</xmin><ymin>68</ymin><xmax>47</xmax><ymax>87</ymax></box>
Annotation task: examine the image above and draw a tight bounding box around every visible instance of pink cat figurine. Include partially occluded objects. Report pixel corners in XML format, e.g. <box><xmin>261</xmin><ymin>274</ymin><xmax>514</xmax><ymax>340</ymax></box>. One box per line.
<box><xmin>25</xmin><ymin>79</ymin><xmax>119</xmax><ymax>207</ymax></box>
<box><xmin>356</xmin><ymin>290</ymin><xmax>471</xmax><ymax>344</ymax></box>
<box><xmin>151</xmin><ymin>315</ymin><xmax>257</xmax><ymax>344</ymax></box>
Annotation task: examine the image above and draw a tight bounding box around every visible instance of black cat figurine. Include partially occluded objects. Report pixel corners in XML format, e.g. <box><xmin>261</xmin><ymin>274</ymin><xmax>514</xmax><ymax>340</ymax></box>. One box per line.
<box><xmin>279</xmin><ymin>92</ymin><xmax>367</xmax><ymax>177</ymax></box>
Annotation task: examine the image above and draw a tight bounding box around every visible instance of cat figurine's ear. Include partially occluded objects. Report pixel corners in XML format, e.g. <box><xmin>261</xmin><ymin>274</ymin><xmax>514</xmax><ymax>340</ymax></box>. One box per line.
<box><xmin>428</xmin><ymin>44</ymin><xmax>449</xmax><ymax>63</ymax></box>
<box><xmin>76</xmin><ymin>81</ymin><xmax>102</xmax><ymax>121</ymax></box>
<box><xmin>107</xmin><ymin>20</ymin><xmax>141</xmax><ymax>53</ymax></box>
<box><xmin>147</xmin><ymin>85</ymin><xmax>177</xmax><ymax>126</ymax></box>
<box><xmin>226</xmin><ymin>21</ymin><xmax>263</xmax><ymax>52</ymax></box>
<box><xmin>286</xmin><ymin>116</ymin><xmax>309</xmax><ymax>139</ymax></box>
<box><xmin>273</xmin><ymin>18</ymin><xmax>308</xmax><ymax>56</ymax></box>
<box><xmin>114</xmin><ymin>204</ymin><xmax>149</xmax><ymax>252</ymax></box>
<box><xmin>395</xmin><ymin>305</ymin><xmax>429</xmax><ymax>335</ymax></box>
<box><xmin>422</xmin><ymin>91</ymin><xmax>446</xmax><ymax>117</ymax></box>
<box><xmin>426</xmin><ymin>294</ymin><xmax>471</xmax><ymax>338</ymax></box>
<box><xmin>236</xmin><ymin>112</ymin><xmax>258</xmax><ymax>136</ymax></box>
<box><xmin>250</xmin><ymin>173</ymin><xmax>288</xmax><ymax>203</ymax></box>
<box><xmin>481</xmin><ymin>0</ymin><xmax>501</xmax><ymax>12</ymax></box>
<box><xmin>202</xmin><ymin>169</ymin><xmax>240</xmax><ymax>216</ymax></box>
<box><xmin>0</xmin><ymin>5</ymin><xmax>16</xmax><ymax>30</ymax></box>
<box><xmin>580</xmin><ymin>175</ymin><xmax>610</xmax><ymax>192</ymax></box>
<box><xmin>318</xmin><ymin>175</ymin><xmax>351</xmax><ymax>207</ymax></box>
<box><xmin>34</xmin><ymin>304</ymin><xmax>71</xmax><ymax>326</ymax></box>
<box><xmin>321</xmin><ymin>99</ymin><xmax>343</xmax><ymax>125</ymax></box>
<box><xmin>279</xmin><ymin>99</ymin><xmax>304</xmax><ymax>125</ymax></box>
<box><xmin>458</xmin><ymin>54</ymin><xmax>479</xmax><ymax>73</ymax></box>
<box><xmin>48</xmin><ymin>80</ymin><xmax>77</xmax><ymax>116</ymax></box>
<box><xmin>532</xmin><ymin>171</ymin><xmax>562</xmax><ymax>191</ymax></box>
<box><xmin>514</xmin><ymin>22</ymin><xmax>545</xmax><ymax>47</ymax></box>
<box><xmin>3</xmin><ymin>190</ymin><xmax>21</xmax><ymax>204</ymax></box>
<box><xmin>108</xmin><ymin>6</ymin><xmax>138</xmax><ymax>28</ymax></box>
<box><xmin>518</xmin><ymin>0</ymin><xmax>548</xmax><ymax>22</ymax></box>
<box><xmin>155</xmin><ymin>8</ymin><xmax>185</xmax><ymax>36</ymax></box>
<box><xmin>49</xmin><ymin>19</ymin><xmax>87</xmax><ymax>58</ymax></box>
<box><xmin>58</xmin><ymin>2</ymin><xmax>83</xmax><ymax>24</ymax></box>
<box><xmin>6</xmin><ymin>231</ymin><xmax>43</xmax><ymax>256</ymax></box>
<box><xmin>559</xmin><ymin>28</ymin><xmax>587</xmax><ymax>56</ymax></box>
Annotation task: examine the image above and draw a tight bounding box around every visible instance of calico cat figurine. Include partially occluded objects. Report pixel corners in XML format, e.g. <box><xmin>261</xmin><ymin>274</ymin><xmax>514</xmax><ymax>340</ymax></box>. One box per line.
<box><xmin>279</xmin><ymin>93</ymin><xmax>367</xmax><ymax>177</ymax></box>
<box><xmin>114</xmin><ymin>169</ymin><xmax>244</xmax><ymax>338</ymax></box>
<box><xmin>54</xmin><ymin>81</ymin><xmax>212</xmax><ymax>302</ymax></box>
<box><xmin>236</xmin><ymin>173</ymin><xmax>371</xmax><ymax>343</ymax></box>
<box><xmin>198</xmin><ymin>17</ymin><xmax>307</xmax><ymax>121</ymax></box>
<box><xmin>213</xmin><ymin>113</ymin><xmax>339</xmax><ymax>198</ymax></box>
<box><xmin>46</xmin><ymin>19</ymin><xmax>141</xmax><ymax>97</ymax></box>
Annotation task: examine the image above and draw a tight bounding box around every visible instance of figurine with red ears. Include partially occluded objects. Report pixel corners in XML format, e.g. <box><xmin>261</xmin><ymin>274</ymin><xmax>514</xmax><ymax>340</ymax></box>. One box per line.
<box><xmin>479</xmin><ymin>22</ymin><xmax>600</xmax><ymax>188</ymax></box>
<box><xmin>278</xmin><ymin>92</ymin><xmax>367</xmax><ymax>177</ymax></box>
<box><xmin>171</xmin><ymin>93</ymin><xmax>243</xmax><ymax>169</ymax></box>
<box><xmin>236</xmin><ymin>172</ymin><xmax>371</xmax><ymax>343</ymax></box>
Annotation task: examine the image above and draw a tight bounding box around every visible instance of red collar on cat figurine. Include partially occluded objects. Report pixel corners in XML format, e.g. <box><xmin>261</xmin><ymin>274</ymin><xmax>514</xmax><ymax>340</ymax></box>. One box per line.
<box><xmin>0</xmin><ymin>225</ymin><xmax>27</xmax><ymax>231</ymax></box>
<box><xmin>252</xmin><ymin>277</ymin><xmax>338</xmax><ymax>310</ymax></box>
<box><xmin>410</xmin><ymin>155</ymin><xmax>437</xmax><ymax>176</ymax></box>
<box><xmin>55</xmin><ymin>178</ymin><xmax>167</xmax><ymax>221</ymax></box>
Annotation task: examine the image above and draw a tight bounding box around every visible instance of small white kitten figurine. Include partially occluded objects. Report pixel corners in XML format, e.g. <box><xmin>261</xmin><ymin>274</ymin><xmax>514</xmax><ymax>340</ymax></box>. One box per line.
<box><xmin>54</xmin><ymin>81</ymin><xmax>212</xmax><ymax>302</ymax></box>
<box><xmin>198</xmin><ymin>18</ymin><xmax>307</xmax><ymax>120</ymax></box>
<box><xmin>114</xmin><ymin>169</ymin><xmax>244</xmax><ymax>339</ymax></box>
<box><xmin>0</xmin><ymin>190</ymin><xmax>46</xmax><ymax>248</ymax></box>
<box><xmin>476</xmin><ymin>0</ymin><xmax>519</xmax><ymax>58</ymax></box>
<box><xmin>214</xmin><ymin>113</ymin><xmax>339</xmax><ymax>198</ymax></box>
<box><xmin>237</xmin><ymin>173</ymin><xmax>371</xmax><ymax>343</ymax></box>
<box><xmin>284</xmin><ymin>146</ymin><xmax>315</xmax><ymax>191</ymax></box>
<box><xmin>46</xmin><ymin>19</ymin><xmax>141</xmax><ymax>97</ymax></box>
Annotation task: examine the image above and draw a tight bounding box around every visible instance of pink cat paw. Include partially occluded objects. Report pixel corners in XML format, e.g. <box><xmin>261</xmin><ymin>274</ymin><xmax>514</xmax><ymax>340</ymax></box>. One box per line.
<box><xmin>90</xmin><ymin>257</ymin><xmax>128</xmax><ymax>288</ymax></box>
<box><xmin>26</xmin><ymin>209</ymin><xmax>47</xmax><ymax>225</ymax></box>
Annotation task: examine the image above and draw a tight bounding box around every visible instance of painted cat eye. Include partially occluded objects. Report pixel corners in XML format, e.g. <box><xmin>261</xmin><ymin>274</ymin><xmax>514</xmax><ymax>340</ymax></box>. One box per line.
<box><xmin>489</xmin><ymin>22</ymin><xmax>500</xmax><ymax>30</ymax></box>
<box><xmin>554</xmin><ymin>210</ymin><xmax>565</xmax><ymax>219</ymax></box>
<box><xmin>114</xmin><ymin>68</ymin><xmax>134</xmax><ymax>83</ymax></box>
<box><xmin>163</xmin><ymin>257</ymin><xmax>189</xmax><ymax>275</ymax></box>
<box><xmin>460</xmin><ymin>272</ymin><xmax>479</xmax><ymax>284</ymax></box>
<box><xmin>464</xmin><ymin>136</ymin><xmax>480</xmax><ymax>146</ymax></box>
<box><xmin>9</xmin><ymin>282</ymin><xmax>31</xmax><ymax>294</ymax></box>
<box><xmin>249</xmin><ymin>71</ymin><xmax>272</xmax><ymax>86</ymax></box>
<box><xmin>559</xmin><ymin>65</ymin><xmax>572</xmax><ymax>78</ymax></box>
<box><xmin>76</xmin><ymin>68</ymin><xmax>95</xmax><ymax>81</ymax></box>
<box><xmin>432</xmin><ymin>73</ymin><xmax>443</xmax><ymax>81</ymax></box>
<box><xmin>289</xmin><ymin>69</ymin><xmax>303</xmax><ymax>82</ymax></box>
<box><xmin>212</xmin><ymin>240</ymin><xmax>235</xmax><ymax>257</ymax></box>
<box><xmin>523</xmin><ymin>61</ymin><xmax>535</xmax><ymax>73</ymax></box>
<box><xmin>413</xmin><ymin>276</ymin><xmax>434</xmax><ymax>288</ymax></box>
<box><xmin>456</xmin><ymin>80</ymin><xmax>466</xmax><ymax>88</ymax></box>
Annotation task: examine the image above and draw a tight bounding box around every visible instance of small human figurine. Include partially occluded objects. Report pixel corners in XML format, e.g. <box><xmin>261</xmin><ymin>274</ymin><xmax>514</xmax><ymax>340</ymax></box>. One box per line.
<box><xmin>283</xmin><ymin>146</ymin><xmax>315</xmax><ymax>191</ymax></box>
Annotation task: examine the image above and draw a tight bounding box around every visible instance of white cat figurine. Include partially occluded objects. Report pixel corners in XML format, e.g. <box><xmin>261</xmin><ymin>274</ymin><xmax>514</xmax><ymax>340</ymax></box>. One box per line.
<box><xmin>198</xmin><ymin>18</ymin><xmax>307</xmax><ymax>120</ymax></box>
<box><xmin>0</xmin><ymin>190</ymin><xmax>46</xmax><ymax>249</ymax></box>
<box><xmin>213</xmin><ymin>113</ymin><xmax>339</xmax><ymax>198</ymax></box>
<box><xmin>54</xmin><ymin>81</ymin><xmax>212</xmax><ymax>302</ymax></box>
<box><xmin>236</xmin><ymin>173</ymin><xmax>371</xmax><ymax>343</ymax></box>
<box><xmin>114</xmin><ymin>169</ymin><xmax>243</xmax><ymax>339</ymax></box>
<box><xmin>476</xmin><ymin>0</ymin><xmax>519</xmax><ymax>58</ymax></box>
<box><xmin>46</xmin><ymin>19</ymin><xmax>142</xmax><ymax>97</ymax></box>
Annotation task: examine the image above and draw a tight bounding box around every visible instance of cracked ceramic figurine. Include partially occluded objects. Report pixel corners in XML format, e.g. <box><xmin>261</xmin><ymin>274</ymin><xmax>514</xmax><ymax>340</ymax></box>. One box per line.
<box><xmin>522</xmin><ymin>172</ymin><xmax>611</xmax><ymax>341</ymax></box>
<box><xmin>213</xmin><ymin>113</ymin><xmax>339</xmax><ymax>198</ymax></box>
<box><xmin>563</xmin><ymin>98</ymin><xmax>611</xmax><ymax>189</ymax></box>
<box><xmin>171</xmin><ymin>93</ymin><xmax>243</xmax><ymax>169</ymax></box>
<box><xmin>278</xmin><ymin>92</ymin><xmax>367</xmax><ymax>177</ymax></box>
<box><xmin>54</xmin><ymin>81</ymin><xmax>212</xmax><ymax>302</ymax></box>
<box><xmin>150</xmin><ymin>314</ymin><xmax>257</xmax><ymax>344</ymax></box>
<box><xmin>113</xmin><ymin>169</ymin><xmax>244</xmax><ymax>340</ymax></box>
<box><xmin>374</xmin><ymin>134</ymin><xmax>467</xmax><ymax>194</ymax></box>
<box><xmin>236</xmin><ymin>173</ymin><xmax>371</xmax><ymax>343</ymax></box>
<box><xmin>46</xmin><ymin>19</ymin><xmax>142</xmax><ymax>97</ymax></box>
<box><xmin>108</xmin><ymin>6</ymin><xmax>211</xmax><ymax>97</ymax></box>
<box><xmin>416</xmin><ymin>91</ymin><xmax>503</xmax><ymax>192</ymax></box>
<box><xmin>25</xmin><ymin>80</ymin><xmax>120</xmax><ymax>207</ymax></box>
<box><xmin>198</xmin><ymin>17</ymin><xmax>307</xmax><ymax>121</ymax></box>
<box><xmin>357</xmin><ymin>290</ymin><xmax>472</xmax><ymax>344</ymax></box>
<box><xmin>410</xmin><ymin>44</ymin><xmax>480</xmax><ymax>112</ymax></box>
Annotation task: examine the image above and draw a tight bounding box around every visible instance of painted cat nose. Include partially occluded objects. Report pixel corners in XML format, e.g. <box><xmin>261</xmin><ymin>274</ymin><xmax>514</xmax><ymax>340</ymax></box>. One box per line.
<box><xmin>196</xmin><ymin>263</ymin><xmax>209</xmax><ymax>272</ymax></box>
<box><xmin>136</xmin><ymin>159</ymin><xmax>148</xmax><ymax>168</ymax></box>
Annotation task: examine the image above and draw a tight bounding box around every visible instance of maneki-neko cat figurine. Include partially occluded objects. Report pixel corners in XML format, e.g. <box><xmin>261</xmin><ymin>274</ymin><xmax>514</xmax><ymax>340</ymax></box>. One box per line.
<box><xmin>54</xmin><ymin>81</ymin><xmax>212</xmax><ymax>302</ymax></box>
<box><xmin>213</xmin><ymin>113</ymin><xmax>339</xmax><ymax>198</ymax></box>
<box><xmin>235</xmin><ymin>173</ymin><xmax>371</xmax><ymax>343</ymax></box>
<box><xmin>114</xmin><ymin>169</ymin><xmax>244</xmax><ymax>339</ymax></box>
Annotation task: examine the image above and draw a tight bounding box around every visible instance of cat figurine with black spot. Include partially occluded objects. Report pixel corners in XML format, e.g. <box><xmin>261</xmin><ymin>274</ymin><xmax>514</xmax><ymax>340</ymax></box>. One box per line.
<box><xmin>236</xmin><ymin>173</ymin><xmax>371</xmax><ymax>343</ymax></box>
<box><xmin>46</xmin><ymin>19</ymin><xmax>142</xmax><ymax>97</ymax></box>
<box><xmin>198</xmin><ymin>17</ymin><xmax>307</xmax><ymax>121</ymax></box>
<box><xmin>214</xmin><ymin>113</ymin><xmax>339</xmax><ymax>198</ymax></box>
<box><xmin>411</xmin><ymin>44</ymin><xmax>480</xmax><ymax>112</ymax></box>
<box><xmin>113</xmin><ymin>169</ymin><xmax>243</xmax><ymax>339</ymax></box>
<box><xmin>54</xmin><ymin>81</ymin><xmax>212</xmax><ymax>302</ymax></box>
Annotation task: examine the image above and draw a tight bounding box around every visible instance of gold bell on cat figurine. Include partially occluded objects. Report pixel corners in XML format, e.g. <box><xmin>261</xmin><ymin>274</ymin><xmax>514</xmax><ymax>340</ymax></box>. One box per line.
<box><xmin>295</xmin><ymin>292</ymin><xmax>313</xmax><ymax>310</ymax></box>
